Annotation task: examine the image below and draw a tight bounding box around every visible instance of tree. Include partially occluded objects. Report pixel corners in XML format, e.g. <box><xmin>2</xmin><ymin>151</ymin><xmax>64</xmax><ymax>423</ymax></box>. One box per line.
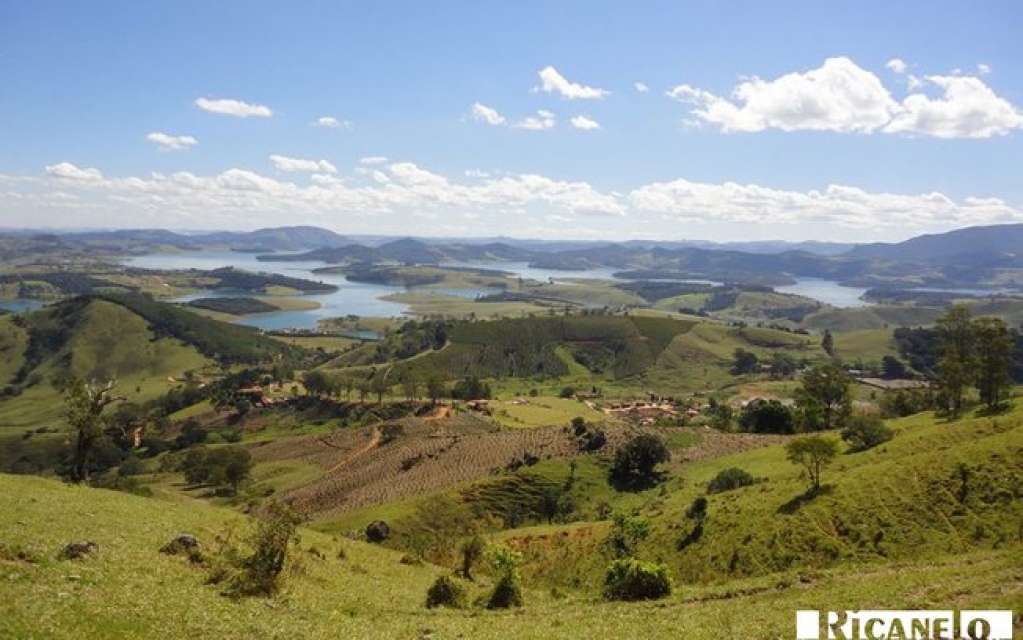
<box><xmin>609</xmin><ymin>434</ymin><xmax>670</xmax><ymax>489</ymax></box>
<box><xmin>426</xmin><ymin>374</ymin><xmax>446</xmax><ymax>405</ymax></box>
<box><xmin>302</xmin><ymin>370</ymin><xmax>329</xmax><ymax>397</ymax></box>
<box><xmin>880</xmin><ymin>355</ymin><xmax>909</xmax><ymax>380</ymax></box>
<box><xmin>730</xmin><ymin>348</ymin><xmax>759</xmax><ymax>375</ymax></box>
<box><xmin>795</xmin><ymin>364</ymin><xmax>851</xmax><ymax>431</ymax></box>
<box><xmin>973</xmin><ymin>316</ymin><xmax>1012</xmax><ymax>412</ymax></box>
<box><xmin>935</xmin><ymin>305</ymin><xmax>975</xmax><ymax>418</ymax></box>
<box><xmin>738</xmin><ymin>398</ymin><xmax>795</xmax><ymax>434</ymax></box>
<box><xmin>821</xmin><ymin>329</ymin><xmax>835</xmax><ymax>356</ymax></box>
<box><xmin>785</xmin><ymin>435</ymin><xmax>838</xmax><ymax>492</ymax></box>
<box><xmin>769</xmin><ymin>353</ymin><xmax>798</xmax><ymax>380</ymax></box>
<box><xmin>64</xmin><ymin>378</ymin><xmax>121</xmax><ymax>484</ymax></box>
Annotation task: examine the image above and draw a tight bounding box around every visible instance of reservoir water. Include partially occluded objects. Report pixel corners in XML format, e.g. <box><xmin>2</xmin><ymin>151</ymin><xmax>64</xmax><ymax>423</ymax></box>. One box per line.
<box><xmin>116</xmin><ymin>252</ymin><xmax>873</xmax><ymax>329</ymax></box>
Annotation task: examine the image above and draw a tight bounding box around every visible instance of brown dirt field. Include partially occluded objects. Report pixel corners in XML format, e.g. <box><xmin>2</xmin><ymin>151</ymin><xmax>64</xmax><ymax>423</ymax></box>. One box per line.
<box><xmin>250</xmin><ymin>411</ymin><xmax>787</xmax><ymax>519</ymax></box>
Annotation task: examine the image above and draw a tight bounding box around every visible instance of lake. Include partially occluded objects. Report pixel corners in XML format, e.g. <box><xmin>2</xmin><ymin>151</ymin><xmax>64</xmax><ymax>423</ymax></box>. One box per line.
<box><xmin>122</xmin><ymin>252</ymin><xmax>623</xmax><ymax>330</ymax></box>
<box><xmin>122</xmin><ymin>252</ymin><xmax>873</xmax><ymax>329</ymax></box>
<box><xmin>776</xmin><ymin>278</ymin><xmax>869</xmax><ymax>308</ymax></box>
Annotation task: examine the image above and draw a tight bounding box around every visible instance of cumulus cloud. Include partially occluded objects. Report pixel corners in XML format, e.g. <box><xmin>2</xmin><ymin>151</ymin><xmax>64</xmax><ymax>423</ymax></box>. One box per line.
<box><xmin>886</xmin><ymin>58</ymin><xmax>908</xmax><ymax>74</ymax></box>
<box><xmin>146</xmin><ymin>132</ymin><xmax>197</xmax><ymax>151</ymax></box>
<box><xmin>535</xmin><ymin>66</ymin><xmax>609</xmax><ymax>100</ymax></box>
<box><xmin>269</xmin><ymin>155</ymin><xmax>337</xmax><ymax>174</ymax></box>
<box><xmin>885</xmin><ymin>75</ymin><xmax>1023</xmax><ymax>138</ymax></box>
<box><xmin>194</xmin><ymin>97</ymin><xmax>273</xmax><ymax>118</ymax></box>
<box><xmin>515</xmin><ymin>110</ymin><xmax>556</xmax><ymax>131</ymax></box>
<box><xmin>358</xmin><ymin>156</ymin><xmax>389</xmax><ymax>165</ymax></box>
<box><xmin>45</xmin><ymin>162</ymin><xmax>103</xmax><ymax>181</ymax></box>
<box><xmin>977</xmin><ymin>63</ymin><xmax>991</xmax><ymax>75</ymax></box>
<box><xmin>668</xmin><ymin>57</ymin><xmax>898</xmax><ymax>133</ymax></box>
<box><xmin>570</xmin><ymin>115</ymin><xmax>601</xmax><ymax>130</ymax></box>
<box><xmin>313</xmin><ymin>116</ymin><xmax>352</xmax><ymax>129</ymax></box>
<box><xmin>634</xmin><ymin>82</ymin><xmax>650</xmax><ymax>93</ymax></box>
<box><xmin>468</xmin><ymin>102</ymin><xmax>506</xmax><ymax>126</ymax></box>
<box><xmin>669</xmin><ymin>57</ymin><xmax>1023</xmax><ymax>138</ymax></box>
<box><xmin>629</xmin><ymin>178</ymin><xmax>1020</xmax><ymax>230</ymax></box>
<box><xmin>17</xmin><ymin>161</ymin><xmax>1023</xmax><ymax>239</ymax></box>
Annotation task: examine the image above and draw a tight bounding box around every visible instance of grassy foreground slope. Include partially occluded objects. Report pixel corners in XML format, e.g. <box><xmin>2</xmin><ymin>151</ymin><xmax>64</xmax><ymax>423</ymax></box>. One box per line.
<box><xmin>2</xmin><ymin>473</ymin><xmax>1019</xmax><ymax>640</ymax></box>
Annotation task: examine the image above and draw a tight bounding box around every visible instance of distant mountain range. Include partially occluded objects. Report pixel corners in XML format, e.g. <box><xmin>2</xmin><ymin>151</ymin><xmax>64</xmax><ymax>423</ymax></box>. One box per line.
<box><xmin>6</xmin><ymin>222</ymin><xmax>1023</xmax><ymax>289</ymax></box>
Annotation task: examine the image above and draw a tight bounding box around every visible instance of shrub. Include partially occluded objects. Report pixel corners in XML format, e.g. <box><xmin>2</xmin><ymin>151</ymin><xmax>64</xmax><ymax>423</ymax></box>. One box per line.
<box><xmin>603</xmin><ymin>558</ymin><xmax>672</xmax><ymax>601</ymax></box>
<box><xmin>841</xmin><ymin>414</ymin><xmax>893</xmax><ymax>452</ymax></box>
<box><xmin>210</xmin><ymin>501</ymin><xmax>301</xmax><ymax>598</ymax></box>
<box><xmin>425</xmin><ymin>574</ymin><xmax>467</xmax><ymax>609</ymax></box>
<box><xmin>460</xmin><ymin>535</ymin><xmax>486</xmax><ymax>580</ymax></box>
<box><xmin>707</xmin><ymin>467</ymin><xmax>755</xmax><ymax>494</ymax></box>
<box><xmin>486</xmin><ymin>545</ymin><xmax>523</xmax><ymax>609</ymax></box>
<box><xmin>487</xmin><ymin>573</ymin><xmax>524</xmax><ymax>609</ymax></box>
<box><xmin>365</xmin><ymin>520</ymin><xmax>390</xmax><ymax>543</ymax></box>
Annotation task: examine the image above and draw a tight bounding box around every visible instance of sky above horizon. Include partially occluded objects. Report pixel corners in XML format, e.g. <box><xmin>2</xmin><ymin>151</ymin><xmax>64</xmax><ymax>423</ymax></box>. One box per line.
<box><xmin>2</xmin><ymin>1</ymin><xmax>1021</xmax><ymax>243</ymax></box>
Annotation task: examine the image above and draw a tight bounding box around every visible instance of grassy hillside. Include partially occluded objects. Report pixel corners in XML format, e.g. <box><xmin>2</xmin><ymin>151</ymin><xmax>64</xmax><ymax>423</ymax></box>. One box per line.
<box><xmin>2</xmin><ymin>427</ymin><xmax>1019</xmax><ymax>639</ymax></box>
<box><xmin>0</xmin><ymin>298</ymin><xmax>212</xmax><ymax>430</ymax></box>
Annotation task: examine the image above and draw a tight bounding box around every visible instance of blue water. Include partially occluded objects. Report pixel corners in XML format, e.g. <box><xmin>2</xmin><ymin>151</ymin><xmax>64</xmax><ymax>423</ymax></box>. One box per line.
<box><xmin>776</xmin><ymin>278</ymin><xmax>869</xmax><ymax>308</ymax></box>
<box><xmin>0</xmin><ymin>300</ymin><xmax>44</xmax><ymax>313</ymax></box>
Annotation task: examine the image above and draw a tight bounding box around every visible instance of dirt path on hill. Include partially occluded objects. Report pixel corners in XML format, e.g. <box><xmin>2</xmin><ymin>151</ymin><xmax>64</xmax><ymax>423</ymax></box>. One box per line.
<box><xmin>425</xmin><ymin>405</ymin><xmax>450</xmax><ymax>421</ymax></box>
<box><xmin>324</xmin><ymin>426</ymin><xmax>381</xmax><ymax>474</ymax></box>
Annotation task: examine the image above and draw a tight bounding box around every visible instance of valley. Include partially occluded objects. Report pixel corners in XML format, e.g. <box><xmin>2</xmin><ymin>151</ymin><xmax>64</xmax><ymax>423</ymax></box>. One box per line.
<box><xmin>0</xmin><ymin>225</ymin><xmax>1021</xmax><ymax>639</ymax></box>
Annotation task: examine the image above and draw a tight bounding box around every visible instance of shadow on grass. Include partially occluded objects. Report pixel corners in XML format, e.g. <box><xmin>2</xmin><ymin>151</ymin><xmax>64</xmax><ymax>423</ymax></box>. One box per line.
<box><xmin>608</xmin><ymin>471</ymin><xmax>667</xmax><ymax>493</ymax></box>
<box><xmin>777</xmin><ymin>485</ymin><xmax>833</xmax><ymax>515</ymax></box>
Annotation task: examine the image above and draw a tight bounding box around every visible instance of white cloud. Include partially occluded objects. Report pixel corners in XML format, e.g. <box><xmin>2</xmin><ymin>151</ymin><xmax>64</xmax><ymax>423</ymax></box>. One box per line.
<box><xmin>194</xmin><ymin>97</ymin><xmax>272</xmax><ymax>118</ymax></box>
<box><xmin>313</xmin><ymin>116</ymin><xmax>352</xmax><ymax>129</ymax></box>
<box><xmin>269</xmin><ymin>154</ymin><xmax>337</xmax><ymax>174</ymax></box>
<box><xmin>977</xmin><ymin>63</ymin><xmax>991</xmax><ymax>75</ymax></box>
<box><xmin>45</xmin><ymin>162</ymin><xmax>103</xmax><ymax>181</ymax></box>
<box><xmin>535</xmin><ymin>66</ymin><xmax>609</xmax><ymax>100</ymax></box>
<box><xmin>886</xmin><ymin>58</ymin><xmax>908</xmax><ymax>74</ymax></box>
<box><xmin>669</xmin><ymin>57</ymin><xmax>1023</xmax><ymax>138</ymax></box>
<box><xmin>146</xmin><ymin>132</ymin><xmax>197</xmax><ymax>151</ymax></box>
<box><xmin>885</xmin><ymin>75</ymin><xmax>1023</xmax><ymax>138</ymax></box>
<box><xmin>16</xmin><ymin>161</ymin><xmax>1023</xmax><ymax>240</ymax></box>
<box><xmin>358</xmin><ymin>156</ymin><xmax>389</xmax><ymax>165</ymax></box>
<box><xmin>468</xmin><ymin>102</ymin><xmax>506</xmax><ymax>126</ymax></box>
<box><xmin>630</xmin><ymin>178</ymin><xmax>1022</xmax><ymax>231</ymax></box>
<box><xmin>465</xmin><ymin>169</ymin><xmax>490</xmax><ymax>178</ymax></box>
<box><xmin>515</xmin><ymin>110</ymin><xmax>555</xmax><ymax>131</ymax></box>
<box><xmin>570</xmin><ymin>115</ymin><xmax>601</xmax><ymax>130</ymax></box>
<box><xmin>668</xmin><ymin>57</ymin><xmax>898</xmax><ymax>133</ymax></box>
<box><xmin>634</xmin><ymin>82</ymin><xmax>650</xmax><ymax>93</ymax></box>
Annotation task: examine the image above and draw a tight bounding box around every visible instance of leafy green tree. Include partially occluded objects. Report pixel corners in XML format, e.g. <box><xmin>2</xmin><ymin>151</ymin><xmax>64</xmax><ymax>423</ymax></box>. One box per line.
<box><xmin>880</xmin><ymin>355</ymin><xmax>909</xmax><ymax>380</ymax></box>
<box><xmin>302</xmin><ymin>370</ymin><xmax>329</xmax><ymax>397</ymax></box>
<box><xmin>769</xmin><ymin>353</ymin><xmax>798</xmax><ymax>379</ymax></box>
<box><xmin>609</xmin><ymin>434</ymin><xmax>670</xmax><ymax>489</ymax></box>
<box><xmin>785</xmin><ymin>435</ymin><xmax>838</xmax><ymax>492</ymax></box>
<box><xmin>64</xmin><ymin>378</ymin><xmax>121</xmax><ymax>484</ymax></box>
<box><xmin>795</xmin><ymin>364</ymin><xmax>851</xmax><ymax>431</ymax></box>
<box><xmin>738</xmin><ymin>398</ymin><xmax>795</xmax><ymax>434</ymax></box>
<box><xmin>451</xmin><ymin>376</ymin><xmax>491</xmax><ymax>400</ymax></box>
<box><xmin>935</xmin><ymin>305</ymin><xmax>975</xmax><ymax>418</ymax></box>
<box><xmin>821</xmin><ymin>329</ymin><xmax>835</xmax><ymax>356</ymax></box>
<box><xmin>973</xmin><ymin>316</ymin><xmax>1012</xmax><ymax>412</ymax></box>
<box><xmin>730</xmin><ymin>348</ymin><xmax>759</xmax><ymax>375</ymax></box>
<box><xmin>426</xmin><ymin>374</ymin><xmax>446</xmax><ymax>405</ymax></box>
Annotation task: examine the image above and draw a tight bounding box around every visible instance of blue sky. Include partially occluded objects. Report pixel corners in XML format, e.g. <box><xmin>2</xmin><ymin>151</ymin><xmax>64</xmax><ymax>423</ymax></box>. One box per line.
<box><xmin>1</xmin><ymin>1</ymin><xmax>1021</xmax><ymax>242</ymax></box>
